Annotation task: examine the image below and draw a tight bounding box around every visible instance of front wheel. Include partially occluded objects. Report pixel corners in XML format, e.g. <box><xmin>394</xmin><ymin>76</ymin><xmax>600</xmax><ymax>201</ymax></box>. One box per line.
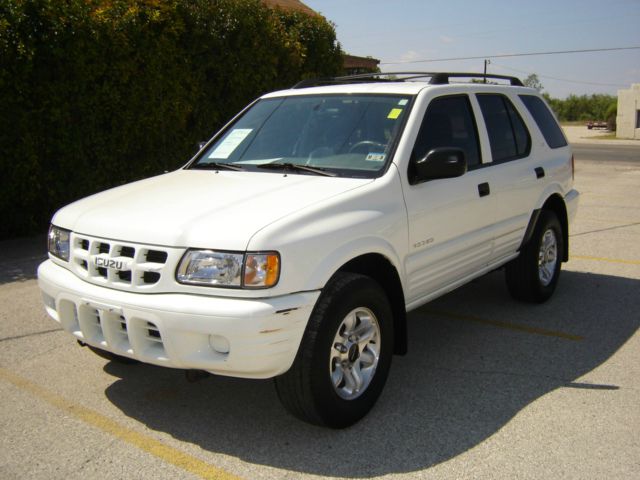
<box><xmin>275</xmin><ymin>273</ymin><xmax>394</xmax><ymax>428</ymax></box>
<box><xmin>505</xmin><ymin>210</ymin><xmax>564</xmax><ymax>303</ymax></box>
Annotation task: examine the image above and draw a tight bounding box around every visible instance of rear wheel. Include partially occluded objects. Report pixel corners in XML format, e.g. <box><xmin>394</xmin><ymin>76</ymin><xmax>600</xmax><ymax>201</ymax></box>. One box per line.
<box><xmin>506</xmin><ymin>210</ymin><xmax>563</xmax><ymax>303</ymax></box>
<box><xmin>275</xmin><ymin>272</ymin><xmax>393</xmax><ymax>428</ymax></box>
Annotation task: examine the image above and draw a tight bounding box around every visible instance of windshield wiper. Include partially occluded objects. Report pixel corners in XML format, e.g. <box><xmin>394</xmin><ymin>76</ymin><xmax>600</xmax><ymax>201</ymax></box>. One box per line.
<box><xmin>191</xmin><ymin>162</ymin><xmax>245</xmax><ymax>171</ymax></box>
<box><xmin>257</xmin><ymin>162</ymin><xmax>336</xmax><ymax>177</ymax></box>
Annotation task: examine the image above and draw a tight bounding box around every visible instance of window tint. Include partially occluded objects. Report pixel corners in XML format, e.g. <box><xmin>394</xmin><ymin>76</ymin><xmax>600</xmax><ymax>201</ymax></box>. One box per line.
<box><xmin>477</xmin><ymin>94</ymin><xmax>531</xmax><ymax>162</ymax></box>
<box><xmin>519</xmin><ymin>95</ymin><xmax>568</xmax><ymax>148</ymax></box>
<box><xmin>506</xmin><ymin>99</ymin><xmax>529</xmax><ymax>155</ymax></box>
<box><xmin>412</xmin><ymin>95</ymin><xmax>481</xmax><ymax>169</ymax></box>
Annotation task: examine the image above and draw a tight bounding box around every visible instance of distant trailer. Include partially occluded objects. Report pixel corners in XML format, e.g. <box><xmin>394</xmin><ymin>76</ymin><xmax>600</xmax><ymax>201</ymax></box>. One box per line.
<box><xmin>587</xmin><ymin>121</ymin><xmax>608</xmax><ymax>130</ymax></box>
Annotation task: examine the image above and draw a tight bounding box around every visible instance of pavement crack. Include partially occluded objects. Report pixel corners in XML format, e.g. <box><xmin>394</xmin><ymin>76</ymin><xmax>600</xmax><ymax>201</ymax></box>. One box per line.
<box><xmin>433</xmin><ymin>365</ymin><xmax>573</xmax><ymax>384</ymax></box>
<box><xmin>570</xmin><ymin>221</ymin><xmax>640</xmax><ymax>237</ymax></box>
<box><xmin>433</xmin><ymin>366</ymin><xmax>632</xmax><ymax>391</ymax></box>
<box><xmin>0</xmin><ymin>328</ymin><xmax>61</xmax><ymax>343</ymax></box>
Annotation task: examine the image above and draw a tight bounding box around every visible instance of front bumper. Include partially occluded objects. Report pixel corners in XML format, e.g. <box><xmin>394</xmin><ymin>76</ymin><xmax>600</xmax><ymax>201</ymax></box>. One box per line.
<box><xmin>38</xmin><ymin>260</ymin><xmax>319</xmax><ymax>378</ymax></box>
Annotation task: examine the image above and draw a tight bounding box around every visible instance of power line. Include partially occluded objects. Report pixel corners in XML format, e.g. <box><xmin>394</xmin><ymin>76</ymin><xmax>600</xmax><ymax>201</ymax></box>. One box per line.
<box><xmin>491</xmin><ymin>62</ymin><xmax>629</xmax><ymax>87</ymax></box>
<box><xmin>381</xmin><ymin>46</ymin><xmax>640</xmax><ymax>65</ymax></box>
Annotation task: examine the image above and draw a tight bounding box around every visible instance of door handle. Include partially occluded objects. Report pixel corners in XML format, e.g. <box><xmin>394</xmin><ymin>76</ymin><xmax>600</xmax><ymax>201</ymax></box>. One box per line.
<box><xmin>478</xmin><ymin>182</ymin><xmax>490</xmax><ymax>197</ymax></box>
<box><xmin>535</xmin><ymin>167</ymin><xmax>545</xmax><ymax>179</ymax></box>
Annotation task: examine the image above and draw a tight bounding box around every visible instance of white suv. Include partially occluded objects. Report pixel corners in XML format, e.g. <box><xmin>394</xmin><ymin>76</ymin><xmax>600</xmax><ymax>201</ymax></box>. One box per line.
<box><xmin>39</xmin><ymin>72</ymin><xmax>579</xmax><ymax>428</ymax></box>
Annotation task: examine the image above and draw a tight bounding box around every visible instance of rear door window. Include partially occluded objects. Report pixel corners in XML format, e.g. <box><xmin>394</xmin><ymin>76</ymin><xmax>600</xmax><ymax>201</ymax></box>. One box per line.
<box><xmin>477</xmin><ymin>94</ymin><xmax>531</xmax><ymax>162</ymax></box>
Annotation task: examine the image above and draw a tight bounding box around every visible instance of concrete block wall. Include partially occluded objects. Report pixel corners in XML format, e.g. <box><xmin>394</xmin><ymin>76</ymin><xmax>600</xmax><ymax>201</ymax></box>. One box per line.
<box><xmin>616</xmin><ymin>83</ymin><xmax>640</xmax><ymax>139</ymax></box>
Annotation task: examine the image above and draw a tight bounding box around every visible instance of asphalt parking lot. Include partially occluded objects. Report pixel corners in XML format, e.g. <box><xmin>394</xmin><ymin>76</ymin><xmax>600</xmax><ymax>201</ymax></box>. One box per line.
<box><xmin>1</xmin><ymin>142</ymin><xmax>639</xmax><ymax>479</ymax></box>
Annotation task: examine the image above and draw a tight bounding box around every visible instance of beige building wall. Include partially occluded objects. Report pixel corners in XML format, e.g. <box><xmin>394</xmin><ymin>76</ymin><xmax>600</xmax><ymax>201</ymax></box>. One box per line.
<box><xmin>616</xmin><ymin>83</ymin><xmax>640</xmax><ymax>139</ymax></box>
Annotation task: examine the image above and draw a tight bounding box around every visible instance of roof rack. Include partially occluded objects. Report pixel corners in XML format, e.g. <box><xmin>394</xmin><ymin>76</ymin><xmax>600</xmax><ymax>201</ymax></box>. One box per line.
<box><xmin>429</xmin><ymin>72</ymin><xmax>523</xmax><ymax>86</ymax></box>
<box><xmin>292</xmin><ymin>72</ymin><xmax>524</xmax><ymax>89</ymax></box>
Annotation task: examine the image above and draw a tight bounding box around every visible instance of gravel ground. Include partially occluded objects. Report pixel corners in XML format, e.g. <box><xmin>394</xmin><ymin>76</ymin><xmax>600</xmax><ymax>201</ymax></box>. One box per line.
<box><xmin>1</xmin><ymin>144</ymin><xmax>638</xmax><ymax>480</ymax></box>
<box><xmin>562</xmin><ymin>125</ymin><xmax>639</xmax><ymax>145</ymax></box>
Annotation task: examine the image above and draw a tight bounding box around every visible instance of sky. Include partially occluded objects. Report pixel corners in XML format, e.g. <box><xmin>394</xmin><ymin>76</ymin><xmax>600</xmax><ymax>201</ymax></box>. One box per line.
<box><xmin>303</xmin><ymin>0</ymin><xmax>640</xmax><ymax>98</ymax></box>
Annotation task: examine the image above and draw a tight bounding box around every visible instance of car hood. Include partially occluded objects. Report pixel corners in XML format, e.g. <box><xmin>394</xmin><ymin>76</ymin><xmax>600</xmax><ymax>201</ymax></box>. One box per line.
<box><xmin>53</xmin><ymin>169</ymin><xmax>373</xmax><ymax>249</ymax></box>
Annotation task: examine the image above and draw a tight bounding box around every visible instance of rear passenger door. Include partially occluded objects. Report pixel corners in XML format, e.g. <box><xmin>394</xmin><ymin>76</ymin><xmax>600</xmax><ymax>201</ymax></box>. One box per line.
<box><xmin>475</xmin><ymin>93</ymin><xmax>543</xmax><ymax>263</ymax></box>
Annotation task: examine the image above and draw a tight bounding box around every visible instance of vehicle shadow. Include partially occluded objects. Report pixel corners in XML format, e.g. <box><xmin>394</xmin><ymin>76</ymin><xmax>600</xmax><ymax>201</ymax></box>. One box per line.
<box><xmin>0</xmin><ymin>235</ymin><xmax>47</xmax><ymax>285</ymax></box>
<box><xmin>103</xmin><ymin>269</ymin><xmax>639</xmax><ymax>477</ymax></box>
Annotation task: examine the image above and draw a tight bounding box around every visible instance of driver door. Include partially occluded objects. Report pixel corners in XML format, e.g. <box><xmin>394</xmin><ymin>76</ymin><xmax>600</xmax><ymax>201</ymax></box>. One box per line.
<box><xmin>402</xmin><ymin>94</ymin><xmax>496</xmax><ymax>306</ymax></box>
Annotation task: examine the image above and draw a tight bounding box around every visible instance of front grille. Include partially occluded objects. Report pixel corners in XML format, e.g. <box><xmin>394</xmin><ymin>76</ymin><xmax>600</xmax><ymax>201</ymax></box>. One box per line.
<box><xmin>118</xmin><ymin>270</ymin><xmax>132</xmax><ymax>282</ymax></box>
<box><xmin>145</xmin><ymin>250</ymin><xmax>168</xmax><ymax>264</ymax></box>
<box><xmin>59</xmin><ymin>303</ymin><xmax>168</xmax><ymax>361</ymax></box>
<box><xmin>143</xmin><ymin>271</ymin><xmax>161</xmax><ymax>284</ymax></box>
<box><xmin>146</xmin><ymin>322</ymin><xmax>162</xmax><ymax>342</ymax></box>
<box><xmin>72</xmin><ymin>235</ymin><xmax>170</xmax><ymax>289</ymax></box>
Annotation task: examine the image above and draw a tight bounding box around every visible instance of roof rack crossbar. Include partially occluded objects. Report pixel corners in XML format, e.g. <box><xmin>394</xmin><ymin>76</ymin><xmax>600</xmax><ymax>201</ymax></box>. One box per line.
<box><xmin>429</xmin><ymin>72</ymin><xmax>524</xmax><ymax>86</ymax></box>
<box><xmin>292</xmin><ymin>72</ymin><xmax>524</xmax><ymax>89</ymax></box>
<box><xmin>292</xmin><ymin>75</ymin><xmax>398</xmax><ymax>89</ymax></box>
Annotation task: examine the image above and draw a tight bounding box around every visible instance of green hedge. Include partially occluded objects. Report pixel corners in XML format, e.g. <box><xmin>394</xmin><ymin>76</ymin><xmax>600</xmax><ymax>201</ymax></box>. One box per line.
<box><xmin>0</xmin><ymin>0</ymin><xmax>342</xmax><ymax>239</ymax></box>
<box><xmin>543</xmin><ymin>93</ymin><xmax>617</xmax><ymax>123</ymax></box>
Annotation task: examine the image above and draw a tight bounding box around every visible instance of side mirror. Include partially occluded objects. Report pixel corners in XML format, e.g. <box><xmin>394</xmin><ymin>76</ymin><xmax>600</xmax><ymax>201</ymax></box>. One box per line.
<box><xmin>414</xmin><ymin>147</ymin><xmax>467</xmax><ymax>182</ymax></box>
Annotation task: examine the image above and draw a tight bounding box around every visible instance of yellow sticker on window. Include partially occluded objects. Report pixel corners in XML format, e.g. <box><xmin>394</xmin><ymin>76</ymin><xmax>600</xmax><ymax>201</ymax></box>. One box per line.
<box><xmin>387</xmin><ymin>108</ymin><xmax>403</xmax><ymax>119</ymax></box>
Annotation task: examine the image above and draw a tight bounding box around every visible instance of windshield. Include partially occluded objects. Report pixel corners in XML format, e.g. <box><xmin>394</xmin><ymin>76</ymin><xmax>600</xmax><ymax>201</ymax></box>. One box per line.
<box><xmin>190</xmin><ymin>94</ymin><xmax>412</xmax><ymax>177</ymax></box>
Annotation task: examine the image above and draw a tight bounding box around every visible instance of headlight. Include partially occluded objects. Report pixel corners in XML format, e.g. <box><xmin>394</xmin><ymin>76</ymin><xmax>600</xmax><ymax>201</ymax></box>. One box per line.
<box><xmin>48</xmin><ymin>225</ymin><xmax>70</xmax><ymax>261</ymax></box>
<box><xmin>176</xmin><ymin>250</ymin><xmax>243</xmax><ymax>287</ymax></box>
<box><xmin>176</xmin><ymin>250</ymin><xmax>280</xmax><ymax>288</ymax></box>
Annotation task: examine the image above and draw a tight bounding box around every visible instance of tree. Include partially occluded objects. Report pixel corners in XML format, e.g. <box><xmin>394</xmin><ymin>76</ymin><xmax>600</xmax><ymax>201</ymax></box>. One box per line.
<box><xmin>541</xmin><ymin>93</ymin><xmax>617</xmax><ymax>123</ymax></box>
<box><xmin>523</xmin><ymin>74</ymin><xmax>544</xmax><ymax>92</ymax></box>
<box><xmin>605</xmin><ymin>103</ymin><xmax>617</xmax><ymax>131</ymax></box>
<box><xmin>0</xmin><ymin>0</ymin><xmax>344</xmax><ymax>239</ymax></box>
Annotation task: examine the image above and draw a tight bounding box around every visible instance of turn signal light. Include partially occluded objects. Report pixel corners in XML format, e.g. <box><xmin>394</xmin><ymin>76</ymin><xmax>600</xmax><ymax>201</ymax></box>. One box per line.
<box><xmin>244</xmin><ymin>253</ymin><xmax>280</xmax><ymax>288</ymax></box>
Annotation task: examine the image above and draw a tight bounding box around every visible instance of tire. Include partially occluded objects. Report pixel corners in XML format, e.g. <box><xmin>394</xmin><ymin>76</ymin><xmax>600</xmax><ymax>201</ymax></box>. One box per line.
<box><xmin>275</xmin><ymin>272</ymin><xmax>394</xmax><ymax>428</ymax></box>
<box><xmin>505</xmin><ymin>210</ymin><xmax>563</xmax><ymax>303</ymax></box>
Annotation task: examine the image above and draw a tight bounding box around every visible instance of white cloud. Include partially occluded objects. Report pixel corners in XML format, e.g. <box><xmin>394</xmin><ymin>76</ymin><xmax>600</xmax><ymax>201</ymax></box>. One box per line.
<box><xmin>399</xmin><ymin>50</ymin><xmax>421</xmax><ymax>63</ymax></box>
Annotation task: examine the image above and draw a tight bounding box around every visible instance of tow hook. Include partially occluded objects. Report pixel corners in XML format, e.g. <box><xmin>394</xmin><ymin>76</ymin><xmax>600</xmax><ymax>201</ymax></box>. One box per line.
<box><xmin>185</xmin><ymin>369</ymin><xmax>210</xmax><ymax>383</ymax></box>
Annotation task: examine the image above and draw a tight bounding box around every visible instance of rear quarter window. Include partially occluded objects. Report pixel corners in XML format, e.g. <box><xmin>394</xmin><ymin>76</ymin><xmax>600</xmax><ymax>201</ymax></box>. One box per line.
<box><xmin>519</xmin><ymin>95</ymin><xmax>568</xmax><ymax>149</ymax></box>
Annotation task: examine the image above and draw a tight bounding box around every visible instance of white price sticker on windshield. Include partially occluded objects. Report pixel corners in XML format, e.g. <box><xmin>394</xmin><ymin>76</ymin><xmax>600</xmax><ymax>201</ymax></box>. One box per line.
<box><xmin>366</xmin><ymin>153</ymin><xmax>386</xmax><ymax>162</ymax></box>
<box><xmin>209</xmin><ymin>129</ymin><xmax>252</xmax><ymax>159</ymax></box>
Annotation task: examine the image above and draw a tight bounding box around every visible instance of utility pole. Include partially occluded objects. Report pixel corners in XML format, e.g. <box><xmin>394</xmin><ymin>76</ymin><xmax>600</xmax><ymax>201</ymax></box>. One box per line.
<box><xmin>483</xmin><ymin>59</ymin><xmax>491</xmax><ymax>83</ymax></box>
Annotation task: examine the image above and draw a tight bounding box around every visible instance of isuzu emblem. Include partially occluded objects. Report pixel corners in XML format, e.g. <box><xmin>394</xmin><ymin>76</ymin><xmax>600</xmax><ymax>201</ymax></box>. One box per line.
<box><xmin>94</xmin><ymin>257</ymin><xmax>131</xmax><ymax>270</ymax></box>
